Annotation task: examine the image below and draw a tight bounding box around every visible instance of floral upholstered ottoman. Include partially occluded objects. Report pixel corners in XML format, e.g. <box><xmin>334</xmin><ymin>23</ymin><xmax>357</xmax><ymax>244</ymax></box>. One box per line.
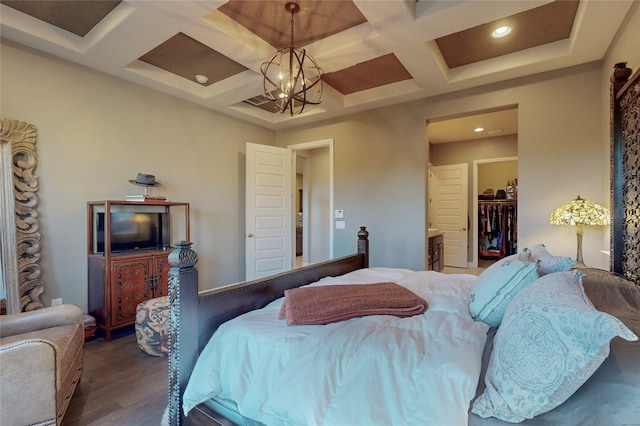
<box><xmin>135</xmin><ymin>296</ymin><xmax>169</xmax><ymax>356</ymax></box>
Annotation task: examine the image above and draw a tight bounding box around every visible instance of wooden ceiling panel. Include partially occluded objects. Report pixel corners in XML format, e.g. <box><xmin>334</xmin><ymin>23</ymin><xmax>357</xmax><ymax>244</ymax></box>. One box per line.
<box><xmin>324</xmin><ymin>53</ymin><xmax>413</xmax><ymax>95</ymax></box>
<box><xmin>1</xmin><ymin>0</ymin><xmax>120</xmax><ymax>37</ymax></box>
<box><xmin>435</xmin><ymin>1</ymin><xmax>580</xmax><ymax>69</ymax></box>
<box><xmin>138</xmin><ymin>33</ymin><xmax>248</xmax><ymax>86</ymax></box>
<box><xmin>218</xmin><ymin>0</ymin><xmax>367</xmax><ymax>48</ymax></box>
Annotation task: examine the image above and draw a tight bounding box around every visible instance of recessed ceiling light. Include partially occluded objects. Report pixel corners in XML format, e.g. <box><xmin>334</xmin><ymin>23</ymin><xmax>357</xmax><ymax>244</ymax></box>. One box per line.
<box><xmin>474</xmin><ymin>127</ymin><xmax>485</xmax><ymax>133</ymax></box>
<box><xmin>492</xmin><ymin>25</ymin><xmax>512</xmax><ymax>38</ymax></box>
<box><xmin>195</xmin><ymin>74</ymin><xmax>209</xmax><ymax>84</ymax></box>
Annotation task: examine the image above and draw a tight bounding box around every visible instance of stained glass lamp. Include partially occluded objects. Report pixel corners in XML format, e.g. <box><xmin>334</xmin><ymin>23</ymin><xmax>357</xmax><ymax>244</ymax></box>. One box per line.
<box><xmin>550</xmin><ymin>196</ymin><xmax>610</xmax><ymax>266</ymax></box>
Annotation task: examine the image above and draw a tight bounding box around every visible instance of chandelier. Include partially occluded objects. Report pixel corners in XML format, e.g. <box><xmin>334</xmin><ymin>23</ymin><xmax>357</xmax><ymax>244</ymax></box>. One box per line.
<box><xmin>260</xmin><ymin>2</ymin><xmax>323</xmax><ymax>116</ymax></box>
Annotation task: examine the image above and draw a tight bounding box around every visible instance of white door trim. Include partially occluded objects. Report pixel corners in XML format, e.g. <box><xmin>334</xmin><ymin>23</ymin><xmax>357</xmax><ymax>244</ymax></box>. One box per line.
<box><xmin>288</xmin><ymin>139</ymin><xmax>334</xmax><ymax>261</ymax></box>
<box><xmin>472</xmin><ymin>156</ymin><xmax>518</xmax><ymax>267</ymax></box>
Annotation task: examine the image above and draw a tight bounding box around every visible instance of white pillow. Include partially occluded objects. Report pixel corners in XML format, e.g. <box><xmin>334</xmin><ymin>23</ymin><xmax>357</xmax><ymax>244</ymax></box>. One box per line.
<box><xmin>527</xmin><ymin>243</ymin><xmax>575</xmax><ymax>275</ymax></box>
<box><xmin>471</xmin><ymin>270</ymin><xmax>638</xmax><ymax>422</ymax></box>
<box><xmin>469</xmin><ymin>259</ymin><xmax>539</xmax><ymax>327</ymax></box>
<box><xmin>497</xmin><ymin>251</ymin><xmax>533</xmax><ymax>264</ymax></box>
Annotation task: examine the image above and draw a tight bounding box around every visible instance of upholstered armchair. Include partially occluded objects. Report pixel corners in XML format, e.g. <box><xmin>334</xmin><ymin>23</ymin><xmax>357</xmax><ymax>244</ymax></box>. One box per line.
<box><xmin>0</xmin><ymin>304</ymin><xmax>84</xmax><ymax>425</ymax></box>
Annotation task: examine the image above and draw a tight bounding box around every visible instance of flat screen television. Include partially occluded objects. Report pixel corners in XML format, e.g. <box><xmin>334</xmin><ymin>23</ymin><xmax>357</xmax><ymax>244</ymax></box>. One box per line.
<box><xmin>96</xmin><ymin>211</ymin><xmax>170</xmax><ymax>253</ymax></box>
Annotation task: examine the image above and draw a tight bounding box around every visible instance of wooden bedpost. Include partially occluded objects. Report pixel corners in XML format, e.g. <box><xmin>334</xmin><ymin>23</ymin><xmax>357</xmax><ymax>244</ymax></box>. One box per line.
<box><xmin>167</xmin><ymin>242</ymin><xmax>199</xmax><ymax>426</ymax></box>
<box><xmin>358</xmin><ymin>226</ymin><xmax>369</xmax><ymax>268</ymax></box>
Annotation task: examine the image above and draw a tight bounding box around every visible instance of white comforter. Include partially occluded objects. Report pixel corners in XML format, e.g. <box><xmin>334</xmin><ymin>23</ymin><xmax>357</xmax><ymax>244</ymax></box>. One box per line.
<box><xmin>183</xmin><ymin>268</ymin><xmax>489</xmax><ymax>425</ymax></box>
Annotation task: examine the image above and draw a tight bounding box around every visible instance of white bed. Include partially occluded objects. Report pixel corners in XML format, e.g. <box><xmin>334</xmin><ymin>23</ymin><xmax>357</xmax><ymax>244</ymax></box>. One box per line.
<box><xmin>183</xmin><ymin>267</ymin><xmax>489</xmax><ymax>425</ymax></box>
<box><xmin>166</xmin><ymin>63</ymin><xmax>640</xmax><ymax>425</ymax></box>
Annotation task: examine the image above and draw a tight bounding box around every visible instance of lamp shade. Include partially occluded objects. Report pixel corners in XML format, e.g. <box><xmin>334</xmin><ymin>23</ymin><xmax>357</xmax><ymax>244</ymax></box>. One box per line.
<box><xmin>549</xmin><ymin>196</ymin><xmax>610</xmax><ymax>226</ymax></box>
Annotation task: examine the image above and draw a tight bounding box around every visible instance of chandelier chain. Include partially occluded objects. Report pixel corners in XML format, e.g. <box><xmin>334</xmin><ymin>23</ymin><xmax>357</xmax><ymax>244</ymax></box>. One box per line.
<box><xmin>290</xmin><ymin>7</ymin><xmax>295</xmax><ymax>49</ymax></box>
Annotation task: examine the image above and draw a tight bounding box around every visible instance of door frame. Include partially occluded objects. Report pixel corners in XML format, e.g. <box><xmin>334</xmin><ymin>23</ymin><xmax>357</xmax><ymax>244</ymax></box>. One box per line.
<box><xmin>288</xmin><ymin>139</ymin><xmax>334</xmax><ymax>265</ymax></box>
<box><xmin>472</xmin><ymin>156</ymin><xmax>518</xmax><ymax>267</ymax></box>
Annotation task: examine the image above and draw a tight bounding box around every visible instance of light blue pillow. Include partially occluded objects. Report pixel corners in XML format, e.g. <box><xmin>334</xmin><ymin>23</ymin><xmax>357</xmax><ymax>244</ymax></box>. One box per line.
<box><xmin>527</xmin><ymin>243</ymin><xmax>576</xmax><ymax>275</ymax></box>
<box><xmin>472</xmin><ymin>270</ymin><xmax>638</xmax><ymax>422</ymax></box>
<box><xmin>469</xmin><ymin>259</ymin><xmax>539</xmax><ymax>327</ymax></box>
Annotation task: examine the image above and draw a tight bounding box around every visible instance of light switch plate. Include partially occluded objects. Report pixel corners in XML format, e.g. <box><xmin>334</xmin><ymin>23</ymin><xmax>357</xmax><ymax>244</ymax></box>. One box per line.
<box><xmin>336</xmin><ymin>220</ymin><xmax>346</xmax><ymax>229</ymax></box>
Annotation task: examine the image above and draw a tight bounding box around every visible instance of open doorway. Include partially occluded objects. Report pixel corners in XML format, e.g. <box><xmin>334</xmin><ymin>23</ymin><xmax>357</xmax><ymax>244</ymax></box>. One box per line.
<box><xmin>245</xmin><ymin>140</ymin><xmax>333</xmax><ymax>280</ymax></box>
<box><xmin>289</xmin><ymin>139</ymin><xmax>334</xmax><ymax>268</ymax></box>
<box><xmin>428</xmin><ymin>106</ymin><xmax>518</xmax><ymax>269</ymax></box>
<box><xmin>473</xmin><ymin>157</ymin><xmax>518</xmax><ymax>268</ymax></box>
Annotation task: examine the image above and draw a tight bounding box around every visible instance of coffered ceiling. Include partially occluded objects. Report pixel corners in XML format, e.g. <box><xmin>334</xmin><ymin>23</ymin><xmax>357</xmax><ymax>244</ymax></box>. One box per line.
<box><xmin>0</xmin><ymin>1</ymin><xmax>634</xmax><ymax>130</ymax></box>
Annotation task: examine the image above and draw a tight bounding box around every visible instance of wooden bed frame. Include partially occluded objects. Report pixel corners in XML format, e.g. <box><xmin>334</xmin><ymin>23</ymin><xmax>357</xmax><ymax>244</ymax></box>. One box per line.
<box><xmin>164</xmin><ymin>62</ymin><xmax>639</xmax><ymax>426</ymax></box>
<box><xmin>166</xmin><ymin>227</ymin><xmax>370</xmax><ymax>425</ymax></box>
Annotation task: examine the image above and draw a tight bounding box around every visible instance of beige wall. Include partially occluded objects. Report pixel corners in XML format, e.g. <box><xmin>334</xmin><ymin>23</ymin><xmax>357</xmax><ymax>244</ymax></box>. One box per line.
<box><xmin>277</xmin><ymin>63</ymin><xmax>608</xmax><ymax>270</ymax></box>
<box><xmin>477</xmin><ymin>161</ymin><xmax>518</xmax><ymax>197</ymax></box>
<box><xmin>1</xmin><ymin>41</ymin><xmax>275</xmax><ymax>310</ymax></box>
<box><xmin>2</xmin><ymin>3</ymin><xmax>638</xmax><ymax>311</ymax></box>
<box><xmin>276</xmin><ymin>106</ymin><xmax>429</xmax><ymax>270</ymax></box>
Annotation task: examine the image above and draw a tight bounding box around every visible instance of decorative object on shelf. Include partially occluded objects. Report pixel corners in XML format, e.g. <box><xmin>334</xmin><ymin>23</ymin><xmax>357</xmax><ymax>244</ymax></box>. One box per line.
<box><xmin>129</xmin><ymin>172</ymin><xmax>160</xmax><ymax>186</ymax></box>
<box><xmin>125</xmin><ymin>194</ymin><xmax>167</xmax><ymax>202</ymax></box>
<box><xmin>128</xmin><ymin>172</ymin><xmax>161</xmax><ymax>196</ymax></box>
<box><xmin>261</xmin><ymin>2</ymin><xmax>323</xmax><ymax>116</ymax></box>
<box><xmin>506</xmin><ymin>179</ymin><xmax>517</xmax><ymax>200</ymax></box>
<box><xmin>549</xmin><ymin>196</ymin><xmax>610</xmax><ymax>267</ymax></box>
<box><xmin>168</xmin><ymin>241</ymin><xmax>198</xmax><ymax>270</ymax></box>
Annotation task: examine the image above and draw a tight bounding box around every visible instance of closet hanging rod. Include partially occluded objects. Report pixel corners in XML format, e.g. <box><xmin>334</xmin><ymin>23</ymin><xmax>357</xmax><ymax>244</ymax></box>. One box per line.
<box><xmin>478</xmin><ymin>200</ymin><xmax>517</xmax><ymax>204</ymax></box>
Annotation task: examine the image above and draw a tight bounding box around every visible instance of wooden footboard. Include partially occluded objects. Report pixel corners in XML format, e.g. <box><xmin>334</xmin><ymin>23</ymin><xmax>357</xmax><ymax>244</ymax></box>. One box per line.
<box><xmin>166</xmin><ymin>227</ymin><xmax>370</xmax><ymax>425</ymax></box>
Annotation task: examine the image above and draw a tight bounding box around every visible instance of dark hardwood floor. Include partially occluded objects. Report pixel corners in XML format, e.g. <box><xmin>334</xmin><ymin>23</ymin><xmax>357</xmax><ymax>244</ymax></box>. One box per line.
<box><xmin>63</xmin><ymin>327</ymin><xmax>167</xmax><ymax>426</ymax></box>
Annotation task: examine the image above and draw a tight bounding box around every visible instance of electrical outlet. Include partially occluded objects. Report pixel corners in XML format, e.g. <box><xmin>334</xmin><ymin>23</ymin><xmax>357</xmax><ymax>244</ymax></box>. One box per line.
<box><xmin>51</xmin><ymin>298</ymin><xmax>63</xmax><ymax>306</ymax></box>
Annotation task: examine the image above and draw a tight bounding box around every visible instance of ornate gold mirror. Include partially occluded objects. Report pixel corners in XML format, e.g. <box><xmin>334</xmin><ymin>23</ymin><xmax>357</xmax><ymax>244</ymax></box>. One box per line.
<box><xmin>0</xmin><ymin>118</ymin><xmax>44</xmax><ymax>313</ymax></box>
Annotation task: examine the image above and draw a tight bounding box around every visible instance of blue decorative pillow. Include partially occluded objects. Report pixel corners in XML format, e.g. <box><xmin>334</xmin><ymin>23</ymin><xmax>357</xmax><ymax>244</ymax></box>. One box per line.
<box><xmin>527</xmin><ymin>243</ymin><xmax>575</xmax><ymax>275</ymax></box>
<box><xmin>469</xmin><ymin>259</ymin><xmax>539</xmax><ymax>327</ymax></box>
<box><xmin>472</xmin><ymin>270</ymin><xmax>638</xmax><ymax>422</ymax></box>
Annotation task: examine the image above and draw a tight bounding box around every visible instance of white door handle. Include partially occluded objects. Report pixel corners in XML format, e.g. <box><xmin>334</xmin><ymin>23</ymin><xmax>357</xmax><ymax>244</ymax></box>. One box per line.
<box><xmin>247</xmin><ymin>233</ymin><xmax>255</xmax><ymax>238</ymax></box>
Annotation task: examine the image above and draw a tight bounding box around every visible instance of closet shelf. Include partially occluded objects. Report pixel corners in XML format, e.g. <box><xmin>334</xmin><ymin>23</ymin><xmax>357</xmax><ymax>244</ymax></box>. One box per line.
<box><xmin>478</xmin><ymin>199</ymin><xmax>517</xmax><ymax>204</ymax></box>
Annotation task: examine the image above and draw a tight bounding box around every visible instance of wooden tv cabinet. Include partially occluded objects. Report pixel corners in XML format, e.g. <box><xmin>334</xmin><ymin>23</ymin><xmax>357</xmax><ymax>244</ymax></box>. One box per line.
<box><xmin>87</xmin><ymin>200</ymin><xmax>190</xmax><ymax>341</ymax></box>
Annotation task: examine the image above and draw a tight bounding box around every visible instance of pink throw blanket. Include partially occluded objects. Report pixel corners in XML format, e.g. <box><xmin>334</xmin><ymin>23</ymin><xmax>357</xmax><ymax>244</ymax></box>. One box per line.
<box><xmin>279</xmin><ymin>282</ymin><xmax>429</xmax><ymax>325</ymax></box>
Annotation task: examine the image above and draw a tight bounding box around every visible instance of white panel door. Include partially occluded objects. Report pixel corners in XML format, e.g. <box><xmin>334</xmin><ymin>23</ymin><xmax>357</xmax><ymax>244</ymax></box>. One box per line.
<box><xmin>430</xmin><ymin>164</ymin><xmax>468</xmax><ymax>268</ymax></box>
<box><xmin>246</xmin><ymin>143</ymin><xmax>292</xmax><ymax>280</ymax></box>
